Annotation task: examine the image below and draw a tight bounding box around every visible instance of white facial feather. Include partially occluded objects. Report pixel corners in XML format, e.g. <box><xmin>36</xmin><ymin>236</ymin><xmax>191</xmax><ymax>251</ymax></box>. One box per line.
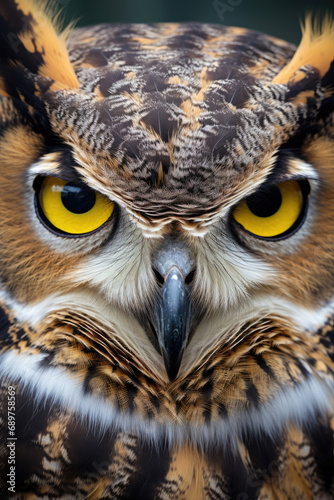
<box><xmin>1</xmin><ymin>277</ymin><xmax>333</xmax><ymax>382</ymax></box>
<box><xmin>0</xmin><ymin>349</ymin><xmax>332</xmax><ymax>450</ymax></box>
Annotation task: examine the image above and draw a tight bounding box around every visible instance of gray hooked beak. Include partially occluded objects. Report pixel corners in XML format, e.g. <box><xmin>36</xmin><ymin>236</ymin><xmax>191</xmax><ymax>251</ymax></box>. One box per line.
<box><xmin>153</xmin><ymin>240</ymin><xmax>194</xmax><ymax>381</ymax></box>
<box><xmin>157</xmin><ymin>266</ymin><xmax>192</xmax><ymax>381</ymax></box>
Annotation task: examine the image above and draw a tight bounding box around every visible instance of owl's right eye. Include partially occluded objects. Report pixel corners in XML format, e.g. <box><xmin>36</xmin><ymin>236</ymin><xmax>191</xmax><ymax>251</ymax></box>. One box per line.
<box><xmin>35</xmin><ymin>176</ymin><xmax>115</xmax><ymax>236</ymax></box>
<box><xmin>232</xmin><ymin>180</ymin><xmax>309</xmax><ymax>239</ymax></box>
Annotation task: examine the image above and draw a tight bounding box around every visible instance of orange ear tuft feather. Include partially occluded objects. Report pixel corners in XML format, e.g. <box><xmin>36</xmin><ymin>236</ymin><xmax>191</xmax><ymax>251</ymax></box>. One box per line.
<box><xmin>273</xmin><ymin>14</ymin><xmax>334</xmax><ymax>85</ymax></box>
<box><xmin>0</xmin><ymin>0</ymin><xmax>79</xmax><ymax>93</ymax></box>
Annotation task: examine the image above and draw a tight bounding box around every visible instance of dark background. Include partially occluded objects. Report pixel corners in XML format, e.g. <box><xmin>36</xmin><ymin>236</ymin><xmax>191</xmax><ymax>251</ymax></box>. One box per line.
<box><xmin>60</xmin><ymin>0</ymin><xmax>334</xmax><ymax>45</ymax></box>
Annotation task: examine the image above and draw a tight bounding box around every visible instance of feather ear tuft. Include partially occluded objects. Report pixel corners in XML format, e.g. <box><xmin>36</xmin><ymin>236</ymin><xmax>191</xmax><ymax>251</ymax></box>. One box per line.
<box><xmin>0</xmin><ymin>0</ymin><xmax>79</xmax><ymax>95</ymax></box>
<box><xmin>273</xmin><ymin>14</ymin><xmax>334</xmax><ymax>85</ymax></box>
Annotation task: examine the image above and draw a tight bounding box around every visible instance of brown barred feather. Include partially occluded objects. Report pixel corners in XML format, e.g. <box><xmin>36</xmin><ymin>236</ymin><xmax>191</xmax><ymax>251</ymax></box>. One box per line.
<box><xmin>0</xmin><ymin>1</ymin><xmax>333</xmax><ymax>498</ymax></box>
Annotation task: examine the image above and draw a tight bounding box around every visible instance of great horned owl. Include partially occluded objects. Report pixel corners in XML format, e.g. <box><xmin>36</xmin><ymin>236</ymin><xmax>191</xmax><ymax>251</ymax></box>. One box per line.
<box><xmin>0</xmin><ymin>0</ymin><xmax>333</xmax><ymax>498</ymax></box>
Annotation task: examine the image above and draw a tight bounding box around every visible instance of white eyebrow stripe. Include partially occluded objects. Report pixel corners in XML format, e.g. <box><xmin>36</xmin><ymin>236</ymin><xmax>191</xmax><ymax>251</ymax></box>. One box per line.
<box><xmin>280</xmin><ymin>158</ymin><xmax>319</xmax><ymax>181</ymax></box>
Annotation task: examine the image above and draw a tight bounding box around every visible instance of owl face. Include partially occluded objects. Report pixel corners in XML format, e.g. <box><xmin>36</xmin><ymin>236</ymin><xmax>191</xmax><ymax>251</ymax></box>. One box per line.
<box><xmin>0</xmin><ymin>0</ymin><xmax>333</xmax><ymax>444</ymax></box>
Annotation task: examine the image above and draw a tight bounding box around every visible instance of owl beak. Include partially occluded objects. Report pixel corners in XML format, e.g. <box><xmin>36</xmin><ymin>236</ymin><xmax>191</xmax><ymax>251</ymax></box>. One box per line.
<box><xmin>156</xmin><ymin>266</ymin><xmax>192</xmax><ymax>381</ymax></box>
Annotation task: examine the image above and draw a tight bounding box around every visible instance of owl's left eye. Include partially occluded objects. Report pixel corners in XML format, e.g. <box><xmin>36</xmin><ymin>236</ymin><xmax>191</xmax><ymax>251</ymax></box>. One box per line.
<box><xmin>35</xmin><ymin>176</ymin><xmax>115</xmax><ymax>236</ymax></box>
<box><xmin>232</xmin><ymin>180</ymin><xmax>308</xmax><ymax>239</ymax></box>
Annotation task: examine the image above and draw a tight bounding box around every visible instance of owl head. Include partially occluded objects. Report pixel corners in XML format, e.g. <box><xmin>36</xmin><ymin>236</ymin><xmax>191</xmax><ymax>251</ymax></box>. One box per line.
<box><xmin>0</xmin><ymin>0</ymin><xmax>333</xmax><ymax>442</ymax></box>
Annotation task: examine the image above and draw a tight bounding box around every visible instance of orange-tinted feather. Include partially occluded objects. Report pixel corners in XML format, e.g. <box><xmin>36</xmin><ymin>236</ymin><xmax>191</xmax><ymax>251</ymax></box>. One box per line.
<box><xmin>273</xmin><ymin>15</ymin><xmax>334</xmax><ymax>84</ymax></box>
<box><xmin>0</xmin><ymin>0</ymin><xmax>79</xmax><ymax>92</ymax></box>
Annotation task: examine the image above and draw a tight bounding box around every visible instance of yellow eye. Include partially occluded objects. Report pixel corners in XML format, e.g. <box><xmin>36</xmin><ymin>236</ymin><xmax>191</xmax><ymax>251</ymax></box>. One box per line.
<box><xmin>232</xmin><ymin>180</ymin><xmax>306</xmax><ymax>238</ymax></box>
<box><xmin>37</xmin><ymin>177</ymin><xmax>115</xmax><ymax>235</ymax></box>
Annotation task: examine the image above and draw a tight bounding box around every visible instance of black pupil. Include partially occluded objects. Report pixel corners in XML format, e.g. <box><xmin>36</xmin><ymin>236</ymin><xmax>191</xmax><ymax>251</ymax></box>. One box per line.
<box><xmin>246</xmin><ymin>186</ymin><xmax>282</xmax><ymax>218</ymax></box>
<box><xmin>61</xmin><ymin>183</ymin><xmax>96</xmax><ymax>214</ymax></box>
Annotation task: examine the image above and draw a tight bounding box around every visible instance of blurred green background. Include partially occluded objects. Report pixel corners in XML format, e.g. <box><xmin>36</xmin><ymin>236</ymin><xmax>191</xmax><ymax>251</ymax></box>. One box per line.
<box><xmin>61</xmin><ymin>0</ymin><xmax>334</xmax><ymax>44</ymax></box>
